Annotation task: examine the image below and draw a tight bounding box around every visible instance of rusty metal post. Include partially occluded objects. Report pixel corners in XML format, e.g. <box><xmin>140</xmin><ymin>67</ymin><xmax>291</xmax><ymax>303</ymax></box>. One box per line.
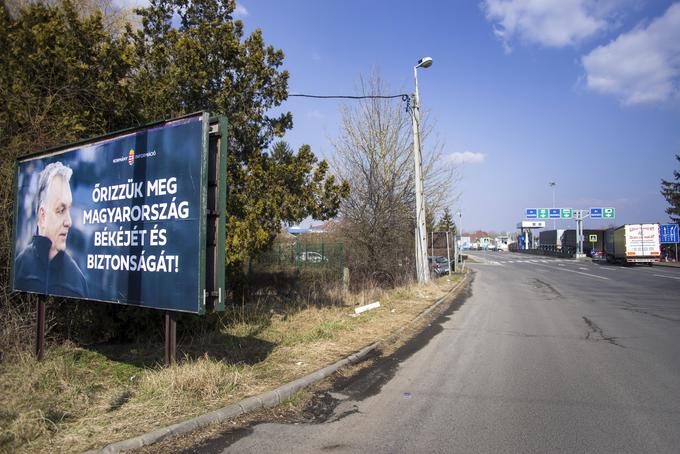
<box><xmin>36</xmin><ymin>300</ymin><xmax>46</xmax><ymax>361</ymax></box>
<box><xmin>164</xmin><ymin>311</ymin><xmax>176</xmax><ymax>366</ymax></box>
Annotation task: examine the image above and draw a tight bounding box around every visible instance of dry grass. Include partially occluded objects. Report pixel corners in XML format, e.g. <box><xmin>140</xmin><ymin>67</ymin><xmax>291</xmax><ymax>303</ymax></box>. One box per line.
<box><xmin>0</xmin><ymin>274</ymin><xmax>463</xmax><ymax>453</ymax></box>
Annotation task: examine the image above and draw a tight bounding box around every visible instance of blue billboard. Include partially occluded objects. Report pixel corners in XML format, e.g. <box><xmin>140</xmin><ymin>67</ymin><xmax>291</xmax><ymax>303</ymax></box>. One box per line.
<box><xmin>12</xmin><ymin>114</ymin><xmax>215</xmax><ymax>313</ymax></box>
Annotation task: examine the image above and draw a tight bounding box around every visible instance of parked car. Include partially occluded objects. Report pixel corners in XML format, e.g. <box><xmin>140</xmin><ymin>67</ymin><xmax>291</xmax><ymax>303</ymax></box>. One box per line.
<box><xmin>428</xmin><ymin>256</ymin><xmax>450</xmax><ymax>276</ymax></box>
<box><xmin>591</xmin><ymin>250</ymin><xmax>604</xmax><ymax>260</ymax></box>
<box><xmin>296</xmin><ymin>252</ymin><xmax>327</xmax><ymax>263</ymax></box>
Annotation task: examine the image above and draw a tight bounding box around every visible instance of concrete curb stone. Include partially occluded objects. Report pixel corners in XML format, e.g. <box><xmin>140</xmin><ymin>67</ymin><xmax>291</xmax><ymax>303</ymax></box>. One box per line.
<box><xmin>85</xmin><ymin>273</ymin><xmax>470</xmax><ymax>454</ymax></box>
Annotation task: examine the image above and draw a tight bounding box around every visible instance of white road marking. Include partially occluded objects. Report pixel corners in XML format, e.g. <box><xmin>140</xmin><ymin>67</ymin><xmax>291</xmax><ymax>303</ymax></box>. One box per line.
<box><xmin>534</xmin><ymin>264</ymin><xmax>610</xmax><ymax>280</ymax></box>
<box><xmin>579</xmin><ymin>267</ymin><xmax>589</xmax><ymax>271</ymax></box>
<box><xmin>654</xmin><ymin>274</ymin><xmax>680</xmax><ymax>280</ymax></box>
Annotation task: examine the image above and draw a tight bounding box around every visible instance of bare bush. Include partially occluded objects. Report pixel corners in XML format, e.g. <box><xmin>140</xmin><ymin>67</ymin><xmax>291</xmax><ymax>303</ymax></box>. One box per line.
<box><xmin>333</xmin><ymin>71</ymin><xmax>458</xmax><ymax>286</ymax></box>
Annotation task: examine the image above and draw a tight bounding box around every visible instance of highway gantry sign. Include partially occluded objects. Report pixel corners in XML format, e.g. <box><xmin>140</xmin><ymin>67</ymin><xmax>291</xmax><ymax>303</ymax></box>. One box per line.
<box><xmin>590</xmin><ymin>207</ymin><xmax>615</xmax><ymax>219</ymax></box>
<box><xmin>525</xmin><ymin>208</ymin><xmax>574</xmax><ymax>219</ymax></box>
<box><xmin>660</xmin><ymin>224</ymin><xmax>679</xmax><ymax>243</ymax></box>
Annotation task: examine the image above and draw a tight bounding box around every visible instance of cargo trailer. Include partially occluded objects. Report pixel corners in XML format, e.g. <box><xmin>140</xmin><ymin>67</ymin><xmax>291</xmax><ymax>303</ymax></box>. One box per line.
<box><xmin>604</xmin><ymin>224</ymin><xmax>661</xmax><ymax>265</ymax></box>
<box><xmin>562</xmin><ymin>229</ymin><xmax>605</xmax><ymax>256</ymax></box>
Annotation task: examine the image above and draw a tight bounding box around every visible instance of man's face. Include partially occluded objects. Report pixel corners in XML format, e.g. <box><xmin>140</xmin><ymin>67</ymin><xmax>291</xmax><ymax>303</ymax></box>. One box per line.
<box><xmin>38</xmin><ymin>175</ymin><xmax>73</xmax><ymax>257</ymax></box>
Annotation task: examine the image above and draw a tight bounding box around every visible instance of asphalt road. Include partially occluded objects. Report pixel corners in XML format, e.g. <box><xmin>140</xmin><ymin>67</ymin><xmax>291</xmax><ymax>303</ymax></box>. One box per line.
<box><xmin>201</xmin><ymin>252</ymin><xmax>680</xmax><ymax>453</ymax></box>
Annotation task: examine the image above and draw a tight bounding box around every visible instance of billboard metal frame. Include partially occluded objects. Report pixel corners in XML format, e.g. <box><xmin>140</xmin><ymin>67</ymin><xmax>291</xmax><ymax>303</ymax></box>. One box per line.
<box><xmin>11</xmin><ymin>112</ymin><xmax>227</xmax><ymax>316</ymax></box>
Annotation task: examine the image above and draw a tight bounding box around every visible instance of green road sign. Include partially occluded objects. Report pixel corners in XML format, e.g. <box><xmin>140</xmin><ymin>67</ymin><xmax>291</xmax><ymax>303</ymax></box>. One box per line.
<box><xmin>561</xmin><ymin>208</ymin><xmax>573</xmax><ymax>219</ymax></box>
<box><xmin>603</xmin><ymin>207</ymin><xmax>615</xmax><ymax>219</ymax></box>
<box><xmin>589</xmin><ymin>234</ymin><xmax>597</xmax><ymax>242</ymax></box>
<box><xmin>538</xmin><ymin>208</ymin><xmax>549</xmax><ymax>219</ymax></box>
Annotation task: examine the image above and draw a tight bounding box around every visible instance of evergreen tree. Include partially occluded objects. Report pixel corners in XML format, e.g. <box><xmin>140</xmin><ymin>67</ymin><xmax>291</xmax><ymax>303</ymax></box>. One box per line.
<box><xmin>0</xmin><ymin>0</ymin><xmax>349</xmax><ymax>342</ymax></box>
<box><xmin>127</xmin><ymin>0</ymin><xmax>348</xmax><ymax>265</ymax></box>
<box><xmin>436</xmin><ymin>208</ymin><xmax>457</xmax><ymax>235</ymax></box>
<box><xmin>661</xmin><ymin>154</ymin><xmax>680</xmax><ymax>223</ymax></box>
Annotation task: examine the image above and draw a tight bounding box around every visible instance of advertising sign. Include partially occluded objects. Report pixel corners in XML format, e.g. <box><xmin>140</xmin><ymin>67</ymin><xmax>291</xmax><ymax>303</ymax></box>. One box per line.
<box><xmin>12</xmin><ymin>114</ymin><xmax>215</xmax><ymax>313</ymax></box>
<box><xmin>517</xmin><ymin>221</ymin><xmax>546</xmax><ymax>228</ymax></box>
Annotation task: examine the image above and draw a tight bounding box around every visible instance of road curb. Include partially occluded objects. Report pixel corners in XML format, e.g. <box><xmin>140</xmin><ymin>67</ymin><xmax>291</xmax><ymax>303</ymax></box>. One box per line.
<box><xmin>86</xmin><ymin>273</ymin><xmax>471</xmax><ymax>454</ymax></box>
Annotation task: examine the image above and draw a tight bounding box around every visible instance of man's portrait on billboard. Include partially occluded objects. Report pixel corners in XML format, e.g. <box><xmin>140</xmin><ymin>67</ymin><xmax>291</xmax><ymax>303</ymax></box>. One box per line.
<box><xmin>14</xmin><ymin>162</ymin><xmax>88</xmax><ymax>298</ymax></box>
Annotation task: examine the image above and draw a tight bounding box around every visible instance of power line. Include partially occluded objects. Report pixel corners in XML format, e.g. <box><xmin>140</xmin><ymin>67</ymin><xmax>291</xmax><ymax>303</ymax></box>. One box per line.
<box><xmin>289</xmin><ymin>93</ymin><xmax>412</xmax><ymax>112</ymax></box>
<box><xmin>289</xmin><ymin>93</ymin><xmax>409</xmax><ymax>100</ymax></box>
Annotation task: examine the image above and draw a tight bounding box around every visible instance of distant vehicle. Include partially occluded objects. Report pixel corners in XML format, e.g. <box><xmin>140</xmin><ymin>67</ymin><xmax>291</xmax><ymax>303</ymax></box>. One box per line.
<box><xmin>604</xmin><ymin>224</ymin><xmax>661</xmax><ymax>265</ymax></box>
<box><xmin>494</xmin><ymin>235</ymin><xmax>510</xmax><ymax>252</ymax></box>
<box><xmin>296</xmin><ymin>251</ymin><xmax>327</xmax><ymax>263</ymax></box>
<box><xmin>562</xmin><ymin>229</ymin><xmax>604</xmax><ymax>256</ymax></box>
<box><xmin>539</xmin><ymin>229</ymin><xmax>566</xmax><ymax>251</ymax></box>
<box><xmin>428</xmin><ymin>256</ymin><xmax>450</xmax><ymax>276</ymax></box>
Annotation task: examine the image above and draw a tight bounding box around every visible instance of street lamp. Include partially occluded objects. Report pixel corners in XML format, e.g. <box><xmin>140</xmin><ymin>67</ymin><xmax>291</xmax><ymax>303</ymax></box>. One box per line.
<box><xmin>549</xmin><ymin>181</ymin><xmax>556</xmax><ymax>229</ymax></box>
<box><xmin>413</xmin><ymin>56</ymin><xmax>432</xmax><ymax>283</ymax></box>
<box><xmin>456</xmin><ymin>210</ymin><xmax>463</xmax><ymax>245</ymax></box>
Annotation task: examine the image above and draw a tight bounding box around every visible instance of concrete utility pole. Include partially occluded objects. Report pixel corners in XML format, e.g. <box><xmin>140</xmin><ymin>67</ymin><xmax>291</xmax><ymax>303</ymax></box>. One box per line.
<box><xmin>413</xmin><ymin>57</ymin><xmax>432</xmax><ymax>283</ymax></box>
<box><xmin>446</xmin><ymin>230</ymin><xmax>452</xmax><ymax>274</ymax></box>
<box><xmin>456</xmin><ymin>210</ymin><xmax>463</xmax><ymax>262</ymax></box>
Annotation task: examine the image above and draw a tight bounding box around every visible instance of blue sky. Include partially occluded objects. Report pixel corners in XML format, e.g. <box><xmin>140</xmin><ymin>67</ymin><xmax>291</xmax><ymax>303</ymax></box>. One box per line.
<box><xmin>120</xmin><ymin>0</ymin><xmax>680</xmax><ymax>233</ymax></box>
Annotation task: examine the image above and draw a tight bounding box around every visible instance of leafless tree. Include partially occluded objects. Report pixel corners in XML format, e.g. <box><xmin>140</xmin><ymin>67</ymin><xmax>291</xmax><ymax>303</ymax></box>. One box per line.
<box><xmin>333</xmin><ymin>71</ymin><xmax>459</xmax><ymax>286</ymax></box>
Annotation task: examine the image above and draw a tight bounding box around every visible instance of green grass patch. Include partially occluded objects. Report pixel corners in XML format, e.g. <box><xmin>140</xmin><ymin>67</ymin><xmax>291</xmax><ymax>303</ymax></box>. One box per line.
<box><xmin>302</xmin><ymin>320</ymin><xmax>346</xmax><ymax>342</ymax></box>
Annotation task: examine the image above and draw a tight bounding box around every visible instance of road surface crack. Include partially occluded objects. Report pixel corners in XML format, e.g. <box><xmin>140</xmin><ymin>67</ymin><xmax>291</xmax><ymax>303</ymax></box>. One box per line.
<box><xmin>582</xmin><ymin>316</ymin><xmax>624</xmax><ymax>348</ymax></box>
<box><xmin>526</xmin><ymin>278</ymin><xmax>563</xmax><ymax>300</ymax></box>
<box><xmin>619</xmin><ymin>306</ymin><xmax>680</xmax><ymax>323</ymax></box>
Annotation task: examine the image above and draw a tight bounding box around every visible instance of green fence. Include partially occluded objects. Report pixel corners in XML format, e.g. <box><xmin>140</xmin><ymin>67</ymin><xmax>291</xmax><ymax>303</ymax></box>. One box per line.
<box><xmin>248</xmin><ymin>241</ymin><xmax>345</xmax><ymax>282</ymax></box>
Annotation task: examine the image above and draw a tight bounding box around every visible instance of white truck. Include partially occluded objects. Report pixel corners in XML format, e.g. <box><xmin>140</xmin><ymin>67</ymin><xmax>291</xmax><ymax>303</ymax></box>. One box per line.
<box><xmin>604</xmin><ymin>224</ymin><xmax>661</xmax><ymax>265</ymax></box>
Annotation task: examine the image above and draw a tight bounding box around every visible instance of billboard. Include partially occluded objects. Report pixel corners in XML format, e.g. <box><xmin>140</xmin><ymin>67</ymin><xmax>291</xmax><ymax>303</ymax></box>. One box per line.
<box><xmin>11</xmin><ymin>113</ymin><xmax>223</xmax><ymax>313</ymax></box>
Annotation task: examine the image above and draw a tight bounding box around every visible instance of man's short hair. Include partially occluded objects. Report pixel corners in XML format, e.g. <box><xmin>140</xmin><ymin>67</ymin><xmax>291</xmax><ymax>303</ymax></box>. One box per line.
<box><xmin>36</xmin><ymin>162</ymin><xmax>73</xmax><ymax>215</ymax></box>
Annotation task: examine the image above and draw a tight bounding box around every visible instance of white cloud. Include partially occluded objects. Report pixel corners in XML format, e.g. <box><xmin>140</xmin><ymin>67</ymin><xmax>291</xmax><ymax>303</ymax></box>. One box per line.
<box><xmin>446</xmin><ymin>151</ymin><xmax>486</xmax><ymax>164</ymax></box>
<box><xmin>582</xmin><ymin>3</ymin><xmax>680</xmax><ymax>105</ymax></box>
<box><xmin>481</xmin><ymin>0</ymin><xmax>633</xmax><ymax>50</ymax></box>
<box><xmin>234</xmin><ymin>3</ymin><xmax>249</xmax><ymax>17</ymax></box>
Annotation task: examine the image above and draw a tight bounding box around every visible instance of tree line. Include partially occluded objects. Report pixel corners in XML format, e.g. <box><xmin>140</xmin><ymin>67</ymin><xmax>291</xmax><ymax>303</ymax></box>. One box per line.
<box><xmin>0</xmin><ymin>0</ymin><xmax>458</xmax><ymax>349</ymax></box>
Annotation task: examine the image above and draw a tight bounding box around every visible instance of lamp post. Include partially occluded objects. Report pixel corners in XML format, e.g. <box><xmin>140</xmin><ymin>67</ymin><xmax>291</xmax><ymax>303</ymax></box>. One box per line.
<box><xmin>456</xmin><ymin>210</ymin><xmax>463</xmax><ymax>268</ymax></box>
<box><xmin>456</xmin><ymin>210</ymin><xmax>463</xmax><ymax>247</ymax></box>
<box><xmin>549</xmin><ymin>181</ymin><xmax>556</xmax><ymax>229</ymax></box>
<box><xmin>413</xmin><ymin>57</ymin><xmax>432</xmax><ymax>283</ymax></box>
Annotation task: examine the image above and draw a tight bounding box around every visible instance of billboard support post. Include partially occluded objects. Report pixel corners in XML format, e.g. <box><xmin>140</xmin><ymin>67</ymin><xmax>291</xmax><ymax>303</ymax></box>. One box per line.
<box><xmin>164</xmin><ymin>311</ymin><xmax>177</xmax><ymax>366</ymax></box>
<box><xmin>35</xmin><ymin>300</ymin><xmax>46</xmax><ymax>361</ymax></box>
